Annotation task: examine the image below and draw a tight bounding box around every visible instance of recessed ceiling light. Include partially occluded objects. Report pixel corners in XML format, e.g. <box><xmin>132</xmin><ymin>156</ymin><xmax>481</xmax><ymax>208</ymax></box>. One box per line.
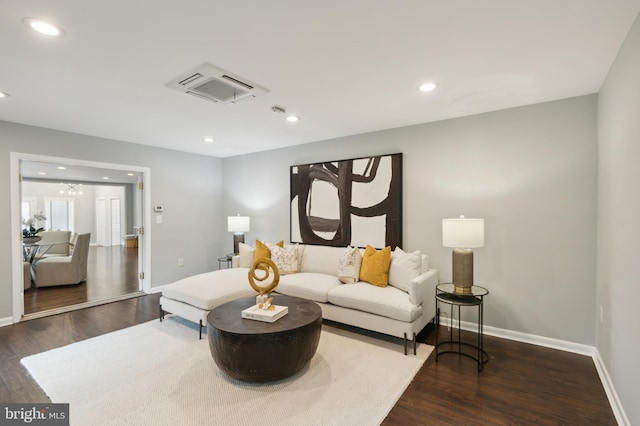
<box><xmin>0</xmin><ymin>91</ymin><xmax>9</xmax><ymax>98</ymax></box>
<box><xmin>38</xmin><ymin>172</ymin><xmax>46</xmax><ymax>176</ymax></box>
<box><xmin>102</xmin><ymin>177</ymin><xmax>109</xmax><ymax>180</ymax></box>
<box><xmin>204</xmin><ymin>137</ymin><xmax>214</xmax><ymax>143</ymax></box>
<box><xmin>57</xmin><ymin>166</ymin><xmax>66</xmax><ymax>170</ymax></box>
<box><xmin>127</xmin><ymin>173</ymin><xmax>135</xmax><ymax>176</ymax></box>
<box><xmin>23</xmin><ymin>18</ymin><xmax>65</xmax><ymax>37</ymax></box>
<box><xmin>418</xmin><ymin>82</ymin><xmax>437</xmax><ymax>93</ymax></box>
<box><xmin>286</xmin><ymin>115</ymin><xmax>300</xmax><ymax>122</ymax></box>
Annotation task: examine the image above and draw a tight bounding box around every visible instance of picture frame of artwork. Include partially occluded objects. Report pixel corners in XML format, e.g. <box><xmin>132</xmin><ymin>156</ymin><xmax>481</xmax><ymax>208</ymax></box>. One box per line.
<box><xmin>290</xmin><ymin>153</ymin><xmax>402</xmax><ymax>249</ymax></box>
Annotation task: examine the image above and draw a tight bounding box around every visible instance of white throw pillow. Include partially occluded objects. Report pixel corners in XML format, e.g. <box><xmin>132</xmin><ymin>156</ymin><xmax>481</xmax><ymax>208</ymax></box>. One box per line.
<box><xmin>270</xmin><ymin>244</ymin><xmax>300</xmax><ymax>274</ymax></box>
<box><xmin>388</xmin><ymin>247</ymin><xmax>422</xmax><ymax>293</ymax></box>
<box><xmin>238</xmin><ymin>242</ymin><xmax>255</xmax><ymax>268</ymax></box>
<box><xmin>337</xmin><ymin>246</ymin><xmax>363</xmax><ymax>284</ymax></box>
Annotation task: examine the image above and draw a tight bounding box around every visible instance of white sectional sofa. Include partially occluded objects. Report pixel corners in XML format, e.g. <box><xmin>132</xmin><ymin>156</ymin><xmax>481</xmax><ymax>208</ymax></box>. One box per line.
<box><xmin>160</xmin><ymin>243</ymin><xmax>438</xmax><ymax>354</ymax></box>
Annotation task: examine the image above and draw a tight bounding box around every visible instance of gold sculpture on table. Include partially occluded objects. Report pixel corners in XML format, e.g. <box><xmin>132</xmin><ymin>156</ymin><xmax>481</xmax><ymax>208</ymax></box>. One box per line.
<box><xmin>248</xmin><ymin>258</ymin><xmax>280</xmax><ymax>310</ymax></box>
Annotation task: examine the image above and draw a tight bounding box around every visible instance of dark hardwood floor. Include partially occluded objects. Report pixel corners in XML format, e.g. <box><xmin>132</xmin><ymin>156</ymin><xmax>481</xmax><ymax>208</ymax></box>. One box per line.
<box><xmin>0</xmin><ymin>294</ymin><xmax>161</xmax><ymax>403</ymax></box>
<box><xmin>0</xmin><ymin>295</ymin><xmax>617</xmax><ymax>425</ymax></box>
<box><xmin>384</xmin><ymin>326</ymin><xmax>617</xmax><ymax>425</ymax></box>
<box><xmin>24</xmin><ymin>245</ymin><xmax>140</xmax><ymax>315</ymax></box>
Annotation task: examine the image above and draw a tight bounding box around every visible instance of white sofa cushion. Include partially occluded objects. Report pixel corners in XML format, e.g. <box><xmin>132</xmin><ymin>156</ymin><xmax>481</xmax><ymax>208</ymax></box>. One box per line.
<box><xmin>238</xmin><ymin>243</ymin><xmax>255</xmax><ymax>268</ymax></box>
<box><xmin>299</xmin><ymin>245</ymin><xmax>346</xmax><ymax>275</ymax></box>
<box><xmin>277</xmin><ymin>272</ymin><xmax>341</xmax><ymax>303</ymax></box>
<box><xmin>388</xmin><ymin>247</ymin><xmax>422</xmax><ymax>293</ymax></box>
<box><xmin>337</xmin><ymin>246</ymin><xmax>363</xmax><ymax>283</ymax></box>
<box><xmin>162</xmin><ymin>268</ymin><xmax>255</xmax><ymax>310</ymax></box>
<box><xmin>328</xmin><ymin>283</ymin><xmax>422</xmax><ymax>323</ymax></box>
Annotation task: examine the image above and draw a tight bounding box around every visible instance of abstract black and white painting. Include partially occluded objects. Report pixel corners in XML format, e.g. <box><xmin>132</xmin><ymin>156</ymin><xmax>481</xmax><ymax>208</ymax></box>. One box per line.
<box><xmin>290</xmin><ymin>153</ymin><xmax>402</xmax><ymax>249</ymax></box>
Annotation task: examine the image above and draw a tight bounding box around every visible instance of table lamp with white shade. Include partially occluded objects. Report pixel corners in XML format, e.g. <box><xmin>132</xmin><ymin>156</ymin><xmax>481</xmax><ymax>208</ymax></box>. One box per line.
<box><xmin>442</xmin><ymin>215</ymin><xmax>485</xmax><ymax>295</ymax></box>
<box><xmin>228</xmin><ymin>215</ymin><xmax>250</xmax><ymax>254</ymax></box>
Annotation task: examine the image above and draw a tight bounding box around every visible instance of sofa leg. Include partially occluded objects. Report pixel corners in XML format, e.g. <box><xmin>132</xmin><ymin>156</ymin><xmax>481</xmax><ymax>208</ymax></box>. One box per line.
<box><xmin>403</xmin><ymin>333</ymin><xmax>408</xmax><ymax>355</ymax></box>
<box><xmin>413</xmin><ymin>332</ymin><xmax>417</xmax><ymax>355</ymax></box>
<box><xmin>199</xmin><ymin>320</ymin><xmax>203</xmax><ymax>340</ymax></box>
<box><xmin>159</xmin><ymin>304</ymin><xmax>164</xmax><ymax>322</ymax></box>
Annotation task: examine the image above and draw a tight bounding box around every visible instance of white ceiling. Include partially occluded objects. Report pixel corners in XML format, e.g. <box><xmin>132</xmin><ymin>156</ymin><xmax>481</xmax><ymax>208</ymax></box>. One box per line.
<box><xmin>20</xmin><ymin>161</ymin><xmax>141</xmax><ymax>184</ymax></box>
<box><xmin>1</xmin><ymin>1</ymin><xmax>639</xmax><ymax>158</ymax></box>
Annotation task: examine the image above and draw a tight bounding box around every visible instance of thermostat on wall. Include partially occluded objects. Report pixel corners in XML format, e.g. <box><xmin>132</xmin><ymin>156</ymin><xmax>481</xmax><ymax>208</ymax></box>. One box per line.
<box><xmin>154</xmin><ymin>205</ymin><xmax>164</xmax><ymax>212</ymax></box>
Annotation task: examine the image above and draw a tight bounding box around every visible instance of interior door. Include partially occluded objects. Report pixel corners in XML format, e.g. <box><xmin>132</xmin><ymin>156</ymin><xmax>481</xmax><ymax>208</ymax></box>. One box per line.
<box><xmin>110</xmin><ymin>198</ymin><xmax>121</xmax><ymax>246</ymax></box>
<box><xmin>96</xmin><ymin>198</ymin><xmax>107</xmax><ymax>246</ymax></box>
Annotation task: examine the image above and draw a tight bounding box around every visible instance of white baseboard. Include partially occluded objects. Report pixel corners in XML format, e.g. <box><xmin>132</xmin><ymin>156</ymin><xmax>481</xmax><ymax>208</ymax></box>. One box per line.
<box><xmin>437</xmin><ymin>316</ymin><xmax>628</xmax><ymax>425</ymax></box>
<box><xmin>149</xmin><ymin>285</ymin><xmax>165</xmax><ymax>294</ymax></box>
<box><xmin>0</xmin><ymin>316</ymin><xmax>14</xmax><ymax>327</ymax></box>
<box><xmin>593</xmin><ymin>348</ymin><xmax>630</xmax><ymax>426</ymax></box>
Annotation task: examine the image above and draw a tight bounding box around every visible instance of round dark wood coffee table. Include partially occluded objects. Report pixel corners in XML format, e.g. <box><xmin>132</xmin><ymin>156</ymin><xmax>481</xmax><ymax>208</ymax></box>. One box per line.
<box><xmin>207</xmin><ymin>295</ymin><xmax>322</xmax><ymax>382</ymax></box>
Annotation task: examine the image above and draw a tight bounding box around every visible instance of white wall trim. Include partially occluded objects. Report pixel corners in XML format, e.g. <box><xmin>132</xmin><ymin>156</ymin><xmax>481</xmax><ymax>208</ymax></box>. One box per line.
<box><xmin>10</xmin><ymin>152</ymin><xmax>24</xmax><ymax>323</ymax></box>
<box><xmin>485</xmin><ymin>323</ymin><xmax>595</xmax><ymax>356</ymax></box>
<box><xmin>0</xmin><ymin>316</ymin><xmax>13</xmax><ymax>327</ymax></box>
<box><xmin>10</xmin><ymin>152</ymin><xmax>152</xmax><ymax>323</ymax></box>
<box><xmin>141</xmin><ymin>169</ymin><xmax>152</xmax><ymax>293</ymax></box>
<box><xmin>593</xmin><ymin>348</ymin><xmax>630</xmax><ymax>426</ymax></box>
<box><xmin>438</xmin><ymin>316</ymin><xmax>628</xmax><ymax>424</ymax></box>
<box><xmin>149</xmin><ymin>284</ymin><xmax>165</xmax><ymax>294</ymax></box>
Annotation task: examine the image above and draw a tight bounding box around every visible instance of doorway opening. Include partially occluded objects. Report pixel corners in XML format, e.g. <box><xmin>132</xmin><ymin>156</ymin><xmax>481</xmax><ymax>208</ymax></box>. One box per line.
<box><xmin>10</xmin><ymin>153</ymin><xmax>151</xmax><ymax>322</ymax></box>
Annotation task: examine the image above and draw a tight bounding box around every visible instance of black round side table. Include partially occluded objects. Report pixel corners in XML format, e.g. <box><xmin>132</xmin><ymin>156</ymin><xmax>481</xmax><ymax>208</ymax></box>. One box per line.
<box><xmin>435</xmin><ymin>283</ymin><xmax>489</xmax><ymax>371</ymax></box>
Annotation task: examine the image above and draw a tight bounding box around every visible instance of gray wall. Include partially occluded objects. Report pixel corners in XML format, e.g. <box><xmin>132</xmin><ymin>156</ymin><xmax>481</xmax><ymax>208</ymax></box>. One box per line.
<box><xmin>223</xmin><ymin>95</ymin><xmax>598</xmax><ymax>345</ymax></box>
<box><xmin>597</xmin><ymin>13</ymin><xmax>640</xmax><ymax>426</ymax></box>
<box><xmin>0</xmin><ymin>120</ymin><xmax>224</xmax><ymax>318</ymax></box>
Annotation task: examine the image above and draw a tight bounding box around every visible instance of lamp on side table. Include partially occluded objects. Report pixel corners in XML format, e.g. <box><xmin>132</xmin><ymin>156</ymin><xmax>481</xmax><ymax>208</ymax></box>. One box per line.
<box><xmin>442</xmin><ymin>215</ymin><xmax>484</xmax><ymax>295</ymax></box>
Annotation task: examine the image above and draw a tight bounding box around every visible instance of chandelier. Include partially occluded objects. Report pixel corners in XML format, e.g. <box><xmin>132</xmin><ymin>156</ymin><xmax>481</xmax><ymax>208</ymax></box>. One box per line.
<box><xmin>60</xmin><ymin>183</ymin><xmax>83</xmax><ymax>196</ymax></box>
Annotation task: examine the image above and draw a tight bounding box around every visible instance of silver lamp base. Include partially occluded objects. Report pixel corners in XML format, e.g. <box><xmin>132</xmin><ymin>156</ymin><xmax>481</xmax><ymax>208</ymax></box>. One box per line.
<box><xmin>452</xmin><ymin>248</ymin><xmax>474</xmax><ymax>294</ymax></box>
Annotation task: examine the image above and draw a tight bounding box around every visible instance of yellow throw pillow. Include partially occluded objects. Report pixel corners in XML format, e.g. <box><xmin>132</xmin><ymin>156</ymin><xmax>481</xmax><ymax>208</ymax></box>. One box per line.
<box><xmin>254</xmin><ymin>240</ymin><xmax>284</xmax><ymax>262</ymax></box>
<box><xmin>359</xmin><ymin>245</ymin><xmax>392</xmax><ymax>287</ymax></box>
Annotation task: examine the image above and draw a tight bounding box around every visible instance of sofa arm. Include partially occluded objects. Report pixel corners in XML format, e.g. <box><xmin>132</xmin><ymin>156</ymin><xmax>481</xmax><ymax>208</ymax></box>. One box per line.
<box><xmin>232</xmin><ymin>255</ymin><xmax>240</xmax><ymax>268</ymax></box>
<box><xmin>408</xmin><ymin>268</ymin><xmax>439</xmax><ymax>306</ymax></box>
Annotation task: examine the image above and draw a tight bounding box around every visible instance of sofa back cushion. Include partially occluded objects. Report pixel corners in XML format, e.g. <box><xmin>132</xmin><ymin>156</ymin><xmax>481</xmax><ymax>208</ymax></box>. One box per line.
<box><xmin>299</xmin><ymin>244</ymin><xmax>347</xmax><ymax>275</ymax></box>
<box><xmin>388</xmin><ymin>247</ymin><xmax>422</xmax><ymax>293</ymax></box>
<box><xmin>238</xmin><ymin>243</ymin><xmax>255</xmax><ymax>268</ymax></box>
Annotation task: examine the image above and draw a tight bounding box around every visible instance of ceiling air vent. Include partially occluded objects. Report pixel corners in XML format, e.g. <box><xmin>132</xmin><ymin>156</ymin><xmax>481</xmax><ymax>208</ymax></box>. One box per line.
<box><xmin>166</xmin><ymin>63</ymin><xmax>269</xmax><ymax>104</ymax></box>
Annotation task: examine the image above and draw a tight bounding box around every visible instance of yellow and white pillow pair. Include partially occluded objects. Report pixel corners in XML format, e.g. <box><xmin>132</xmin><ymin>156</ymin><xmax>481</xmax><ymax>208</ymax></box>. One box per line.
<box><xmin>338</xmin><ymin>245</ymin><xmax>423</xmax><ymax>291</ymax></box>
<box><xmin>239</xmin><ymin>240</ymin><xmax>302</xmax><ymax>274</ymax></box>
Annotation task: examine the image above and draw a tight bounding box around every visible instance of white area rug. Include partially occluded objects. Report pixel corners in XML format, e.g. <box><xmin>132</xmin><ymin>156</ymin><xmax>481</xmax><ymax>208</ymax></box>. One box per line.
<box><xmin>21</xmin><ymin>318</ymin><xmax>432</xmax><ymax>426</ymax></box>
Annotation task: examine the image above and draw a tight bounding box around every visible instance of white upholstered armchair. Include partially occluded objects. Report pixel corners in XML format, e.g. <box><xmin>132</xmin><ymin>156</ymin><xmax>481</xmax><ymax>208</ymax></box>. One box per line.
<box><xmin>32</xmin><ymin>233</ymin><xmax>91</xmax><ymax>287</ymax></box>
<box><xmin>33</xmin><ymin>230</ymin><xmax>72</xmax><ymax>259</ymax></box>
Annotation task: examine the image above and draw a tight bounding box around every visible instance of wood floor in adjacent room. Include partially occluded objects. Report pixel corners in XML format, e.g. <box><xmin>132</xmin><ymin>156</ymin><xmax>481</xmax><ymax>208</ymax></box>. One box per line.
<box><xmin>24</xmin><ymin>245</ymin><xmax>140</xmax><ymax>315</ymax></box>
<box><xmin>0</xmin><ymin>294</ymin><xmax>617</xmax><ymax>425</ymax></box>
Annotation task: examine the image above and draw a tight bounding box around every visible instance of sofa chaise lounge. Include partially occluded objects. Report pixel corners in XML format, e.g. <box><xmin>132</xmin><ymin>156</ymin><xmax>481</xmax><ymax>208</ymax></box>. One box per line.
<box><xmin>160</xmin><ymin>243</ymin><xmax>439</xmax><ymax>354</ymax></box>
